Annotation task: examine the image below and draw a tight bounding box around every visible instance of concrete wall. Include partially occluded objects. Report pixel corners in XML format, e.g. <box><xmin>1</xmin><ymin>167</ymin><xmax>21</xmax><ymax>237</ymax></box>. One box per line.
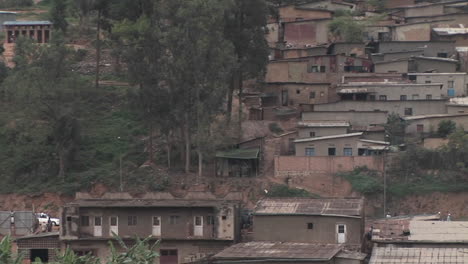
<box><xmin>340</xmin><ymin>83</ymin><xmax>444</xmax><ymax>101</ymax></box>
<box><xmin>298</xmin><ymin>127</ymin><xmax>348</xmax><ymax>138</ymax></box>
<box><xmin>374</xmin><ymin>60</ymin><xmax>409</xmax><ymax>73</ymax></box>
<box><xmin>392</xmin><ymin>23</ymin><xmax>431</xmax><ymax>41</ymax></box>
<box><xmin>253</xmin><ymin>215</ymin><xmax>362</xmax><ymax>246</ymax></box>
<box><xmin>295</xmin><ymin>135</ymin><xmax>363</xmax><ymax>156</ymax></box>
<box><xmin>411</xmin><ymin>74</ymin><xmax>468</xmax><ymax>97</ymax></box>
<box><xmin>282</xmin><ymin>47</ymin><xmax>328</xmax><ymax>59</ymax></box>
<box><xmin>405</xmin><ymin>115</ymin><xmax>468</xmax><ymax>134</ymax></box>
<box><xmin>413</xmin><ymin>58</ymin><xmax>457</xmax><ymax>73</ymax></box>
<box><xmin>448</xmin><ymin>105</ymin><xmax>468</xmax><ymax>114</ymax></box>
<box><xmin>404</xmin><ymin>5</ymin><xmax>444</xmax><ymax>18</ymax></box>
<box><xmin>313</xmin><ymin>100</ymin><xmax>448</xmax><ymax>117</ymax></box>
<box><xmin>378</xmin><ymin>42</ymin><xmax>456</xmax><ymax>58</ymax></box>
<box><xmin>302</xmin><ymin>111</ymin><xmax>388</xmax><ymax>127</ymax></box>
<box><xmin>274</xmin><ymin>156</ymin><xmax>384</xmax><ymax>175</ymax></box>
<box><xmin>330</xmin><ymin>43</ymin><xmax>366</xmax><ymax>58</ymax></box>
<box><xmin>266</xmin><ymin>23</ymin><xmax>279</xmax><ymax>44</ymax></box>
<box><xmin>406</xmin><ymin>12</ymin><xmax>468</xmax><ymax>25</ymax></box>
<box><xmin>371</xmin><ymin>50</ymin><xmax>424</xmax><ymax>63</ymax></box>
<box><xmin>264</xmin><ymin>83</ymin><xmax>330</xmax><ymax>106</ymax></box>
<box><xmin>284</xmin><ymin>19</ymin><xmax>330</xmax><ymax>46</ymax></box>
<box><xmin>279</xmin><ymin>6</ymin><xmax>332</xmax><ymax>22</ymax></box>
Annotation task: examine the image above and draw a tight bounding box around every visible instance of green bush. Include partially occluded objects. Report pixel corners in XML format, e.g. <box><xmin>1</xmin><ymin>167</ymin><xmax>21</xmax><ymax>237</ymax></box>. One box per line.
<box><xmin>267</xmin><ymin>184</ymin><xmax>319</xmax><ymax>198</ymax></box>
<box><xmin>0</xmin><ymin>0</ymin><xmax>33</xmax><ymax>8</ymax></box>
<box><xmin>338</xmin><ymin>167</ymin><xmax>382</xmax><ymax>195</ymax></box>
<box><xmin>268</xmin><ymin>122</ymin><xmax>283</xmax><ymax>134</ymax></box>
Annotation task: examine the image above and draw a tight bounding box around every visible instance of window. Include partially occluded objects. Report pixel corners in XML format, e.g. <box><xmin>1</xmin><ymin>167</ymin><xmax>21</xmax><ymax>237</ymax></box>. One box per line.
<box><xmin>66</xmin><ymin>216</ymin><xmax>72</xmax><ymax>222</ymax></box>
<box><xmin>412</xmin><ymin>94</ymin><xmax>419</xmax><ymax>100</ymax></box>
<box><xmin>409</xmin><ymin>75</ymin><xmax>416</xmax><ymax>81</ymax></box>
<box><xmin>426</xmin><ymin>94</ymin><xmax>432</xmax><ymax>100</ymax></box>
<box><xmin>437</xmin><ymin>52</ymin><xmax>448</xmax><ymax>58</ymax></box>
<box><xmin>328</xmin><ymin>148</ymin><xmax>336</xmax><ymax>156</ymax></box>
<box><xmin>425</xmin><ymin>80</ymin><xmax>431</xmax><ymax>84</ymax></box>
<box><xmin>309</xmin><ymin>92</ymin><xmax>316</xmax><ymax>99</ymax></box>
<box><xmin>222</xmin><ymin>215</ymin><xmax>227</xmax><ymax>220</ymax></box>
<box><xmin>448</xmin><ymin>81</ymin><xmax>454</xmax><ymax>89</ymax></box>
<box><xmin>160</xmin><ymin>250</ymin><xmax>178</xmax><ymax>256</ymax></box>
<box><xmin>207</xmin><ymin>216</ymin><xmax>215</xmax><ymax>225</ymax></box>
<box><xmin>305</xmin><ymin>148</ymin><xmax>315</xmax><ymax>156</ymax></box>
<box><xmin>153</xmin><ymin>216</ymin><xmax>161</xmax><ymax>226</ymax></box>
<box><xmin>400</xmin><ymin>95</ymin><xmax>407</xmax><ymax>101</ymax></box>
<box><xmin>344</xmin><ymin>65</ymin><xmax>367</xmax><ymax>72</ymax></box>
<box><xmin>417</xmin><ymin>124</ymin><xmax>424</xmax><ymax>132</ymax></box>
<box><xmin>369</xmin><ymin>95</ymin><xmax>376</xmax><ymax>101</ymax></box>
<box><xmin>308</xmin><ymin>65</ymin><xmax>326</xmax><ymax>73</ymax></box>
<box><xmin>110</xmin><ymin>217</ymin><xmax>118</xmax><ymax>226</ymax></box>
<box><xmin>338</xmin><ymin>225</ymin><xmax>345</xmax><ymax>233</ymax></box>
<box><xmin>169</xmin><ymin>215</ymin><xmax>180</xmax><ymax>224</ymax></box>
<box><xmin>343</xmin><ymin>148</ymin><xmax>353</xmax><ymax>156</ymax></box>
<box><xmin>94</xmin><ymin>216</ymin><xmax>102</xmax><ymax>226</ymax></box>
<box><xmin>128</xmin><ymin>216</ymin><xmax>137</xmax><ymax>226</ymax></box>
<box><xmin>309</xmin><ymin>132</ymin><xmax>316</xmax><ymax>137</ymax></box>
<box><xmin>296</xmin><ymin>89</ymin><xmax>300</xmax><ymax>94</ymax></box>
<box><xmin>379</xmin><ymin>95</ymin><xmax>387</xmax><ymax>101</ymax></box>
<box><xmin>81</xmin><ymin>216</ymin><xmax>89</xmax><ymax>227</ymax></box>
<box><xmin>307</xmin><ymin>223</ymin><xmax>314</xmax><ymax>229</ymax></box>
<box><xmin>404</xmin><ymin>108</ymin><xmax>413</xmax><ymax>116</ymax></box>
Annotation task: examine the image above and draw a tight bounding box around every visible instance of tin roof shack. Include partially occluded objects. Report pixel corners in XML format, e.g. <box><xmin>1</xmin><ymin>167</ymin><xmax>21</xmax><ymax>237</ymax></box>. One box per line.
<box><xmin>314</xmin><ymin>100</ymin><xmax>448</xmax><ymax>117</ymax></box>
<box><xmin>16</xmin><ymin>232</ymin><xmax>60</xmax><ymax>263</ymax></box>
<box><xmin>392</xmin><ymin>1</ymin><xmax>449</xmax><ymax>18</ymax></box>
<box><xmin>294</xmin><ymin>132</ymin><xmax>389</xmax><ymax>157</ymax></box>
<box><xmin>328</xmin><ymin>42</ymin><xmax>367</xmax><ymax>58</ymax></box>
<box><xmin>298</xmin><ymin>0</ymin><xmax>356</xmax><ymax>12</ymax></box>
<box><xmin>60</xmin><ymin>199</ymin><xmax>241</xmax><ymax>263</ymax></box>
<box><xmin>283</xmin><ymin>19</ymin><xmax>331</xmax><ymax>47</ymax></box>
<box><xmin>302</xmin><ymin>111</ymin><xmax>388</xmax><ymax>127</ymax></box>
<box><xmin>211</xmin><ymin>242</ymin><xmax>366</xmax><ymax>264</ymax></box>
<box><xmin>215</xmin><ymin>137</ymin><xmax>263</xmax><ymax>178</ymax></box>
<box><xmin>278</xmin><ymin>5</ymin><xmax>333</xmax><ymax>22</ymax></box>
<box><xmin>377</xmin><ymin>41</ymin><xmax>456</xmax><ymax>58</ymax></box>
<box><xmin>297</xmin><ymin>121</ymin><xmax>350</xmax><ymax>139</ymax></box>
<box><xmin>4</xmin><ymin>21</ymin><xmax>52</xmax><ymax>44</ymax></box>
<box><xmin>0</xmin><ymin>11</ymin><xmax>16</xmax><ymax>30</ymax></box>
<box><xmin>433</xmin><ymin>26</ymin><xmax>468</xmax><ymax>46</ymax></box>
<box><xmin>265</xmin><ymin>55</ymin><xmax>372</xmax><ymax>84</ymax></box>
<box><xmin>264</xmin><ymin>82</ymin><xmax>333</xmax><ymax>107</ymax></box>
<box><xmin>338</xmin><ymin>82</ymin><xmax>445</xmax><ymax>101</ymax></box>
<box><xmin>374</xmin><ymin>56</ymin><xmax>458</xmax><ymax>73</ymax></box>
<box><xmin>405</xmin><ymin>12</ymin><xmax>468</xmax><ymax>25</ymax></box>
<box><xmin>252</xmin><ymin>198</ymin><xmax>365</xmax><ymax>249</ymax></box>
<box><xmin>371</xmin><ymin>49</ymin><xmax>424</xmax><ymax>63</ymax></box>
<box><xmin>408</xmin><ymin>73</ymin><xmax>468</xmax><ymax>97</ymax></box>
<box><xmin>403</xmin><ymin>113</ymin><xmax>468</xmax><ymax>134</ymax></box>
<box><xmin>389</xmin><ymin>22</ymin><xmax>433</xmax><ymax>41</ymax></box>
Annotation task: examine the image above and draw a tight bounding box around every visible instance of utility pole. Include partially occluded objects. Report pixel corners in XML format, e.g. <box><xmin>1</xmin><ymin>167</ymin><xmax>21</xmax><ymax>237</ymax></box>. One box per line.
<box><xmin>118</xmin><ymin>136</ymin><xmax>123</xmax><ymax>192</ymax></box>
<box><xmin>383</xmin><ymin>147</ymin><xmax>388</xmax><ymax>218</ymax></box>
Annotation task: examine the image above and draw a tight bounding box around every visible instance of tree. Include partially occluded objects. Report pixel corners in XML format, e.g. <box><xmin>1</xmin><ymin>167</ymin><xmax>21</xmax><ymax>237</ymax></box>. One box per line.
<box><xmin>224</xmin><ymin>0</ymin><xmax>269</xmax><ymax>133</ymax></box>
<box><xmin>49</xmin><ymin>0</ymin><xmax>69</xmax><ymax>33</ymax></box>
<box><xmin>438</xmin><ymin>120</ymin><xmax>457</xmax><ymax>138</ymax></box>
<box><xmin>0</xmin><ymin>235</ymin><xmax>22</xmax><ymax>264</ymax></box>
<box><xmin>385</xmin><ymin>113</ymin><xmax>406</xmax><ymax>145</ymax></box>
<box><xmin>329</xmin><ymin>15</ymin><xmax>364</xmax><ymax>42</ymax></box>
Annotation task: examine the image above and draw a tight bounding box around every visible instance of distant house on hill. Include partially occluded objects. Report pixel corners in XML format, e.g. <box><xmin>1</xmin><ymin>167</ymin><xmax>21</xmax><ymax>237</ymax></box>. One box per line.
<box><xmin>4</xmin><ymin>21</ymin><xmax>52</xmax><ymax>44</ymax></box>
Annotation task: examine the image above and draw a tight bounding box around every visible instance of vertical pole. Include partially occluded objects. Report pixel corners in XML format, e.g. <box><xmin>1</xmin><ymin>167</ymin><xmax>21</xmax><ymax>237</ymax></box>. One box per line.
<box><xmin>119</xmin><ymin>155</ymin><xmax>123</xmax><ymax>192</ymax></box>
<box><xmin>383</xmin><ymin>150</ymin><xmax>387</xmax><ymax>218</ymax></box>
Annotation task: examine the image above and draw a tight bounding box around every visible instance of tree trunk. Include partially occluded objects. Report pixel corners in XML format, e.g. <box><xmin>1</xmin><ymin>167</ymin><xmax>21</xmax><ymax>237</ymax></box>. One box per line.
<box><xmin>197</xmin><ymin>149</ymin><xmax>203</xmax><ymax>179</ymax></box>
<box><xmin>148</xmin><ymin>122</ymin><xmax>154</xmax><ymax>163</ymax></box>
<box><xmin>184</xmin><ymin>113</ymin><xmax>191</xmax><ymax>173</ymax></box>
<box><xmin>95</xmin><ymin>9</ymin><xmax>101</xmax><ymax>89</ymax></box>
<box><xmin>167</xmin><ymin>131</ymin><xmax>172</xmax><ymax>169</ymax></box>
<box><xmin>226</xmin><ymin>74</ymin><xmax>234</xmax><ymax>124</ymax></box>
<box><xmin>58</xmin><ymin>149</ymin><xmax>65</xmax><ymax>181</ymax></box>
<box><xmin>236</xmin><ymin>68</ymin><xmax>243</xmax><ymax>140</ymax></box>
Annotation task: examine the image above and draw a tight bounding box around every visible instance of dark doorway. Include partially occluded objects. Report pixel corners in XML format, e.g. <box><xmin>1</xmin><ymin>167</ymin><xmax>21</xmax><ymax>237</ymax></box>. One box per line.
<box><xmin>328</xmin><ymin>148</ymin><xmax>336</xmax><ymax>156</ymax></box>
<box><xmin>160</xmin><ymin>249</ymin><xmax>178</xmax><ymax>264</ymax></box>
<box><xmin>30</xmin><ymin>249</ymin><xmax>49</xmax><ymax>263</ymax></box>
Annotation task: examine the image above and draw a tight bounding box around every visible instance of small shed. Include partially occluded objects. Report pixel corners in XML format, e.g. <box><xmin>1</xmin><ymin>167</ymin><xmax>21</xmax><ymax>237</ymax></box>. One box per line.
<box><xmin>16</xmin><ymin>232</ymin><xmax>60</xmax><ymax>263</ymax></box>
<box><xmin>215</xmin><ymin>148</ymin><xmax>260</xmax><ymax>177</ymax></box>
<box><xmin>4</xmin><ymin>21</ymin><xmax>52</xmax><ymax>44</ymax></box>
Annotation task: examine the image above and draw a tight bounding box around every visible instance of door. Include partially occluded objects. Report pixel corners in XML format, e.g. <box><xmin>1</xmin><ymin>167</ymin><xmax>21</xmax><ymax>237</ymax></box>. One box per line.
<box><xmin>336</xmin><ymin>224</ymin><xmax>346</xmax><ymax>244</ymax></box>
<box><xmin>194</xmin><ymin>216</ymin><xmax>203</xmax><ymax>237</ymax></box>
<box><xmin>160</xmin><ymin>249</ymin><xmax>178</xmax><ymax>264</ymax></box>
<box><xmin>152</xmin><ymin>216</ymin><xmax>161</xmax><ymax>237</ymax></box>
<box><xmin>94</xmin><ymin>216</ymin><xmax>102</xmax><ymax>237</ymax></box>
<box><xmin>109</xmin><ymin>216</ymin><xmax>118</xmax><ymax>236</ymax></box>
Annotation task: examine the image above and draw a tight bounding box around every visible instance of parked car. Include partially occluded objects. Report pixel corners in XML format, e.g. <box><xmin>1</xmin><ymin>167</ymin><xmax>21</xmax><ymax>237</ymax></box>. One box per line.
<box><xmin>37</xmin><ymin>213</ymin><xmax>60</xmax><ymax>226</ymax></box>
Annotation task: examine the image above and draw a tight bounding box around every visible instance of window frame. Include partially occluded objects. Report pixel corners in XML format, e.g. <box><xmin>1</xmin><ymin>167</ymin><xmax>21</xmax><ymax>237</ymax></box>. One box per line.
<box><xmin>127</xmin><ymin>216</ymin><xmax>138</xmax><ymax>226</ymax></box>
<box><xmin>305</xmin><ymin>147</ymin><xmax>315</xmax><ymax>157</ymax></box>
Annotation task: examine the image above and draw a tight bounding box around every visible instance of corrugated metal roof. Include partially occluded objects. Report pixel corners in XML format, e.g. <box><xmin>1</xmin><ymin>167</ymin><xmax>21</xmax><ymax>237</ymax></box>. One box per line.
<box><xmin>408</xmin><ymin>221</ymin><xmax>468</xmax><ymax>242</ymax></box>
<box><xmin>433</xmin><ymin>27</ymin><xmax>468</xmax><ymax>36</ymax></box>
<box><xmin>254</xmin><ymin>198</ymin><xmax>363</xmax><ymax>217</ymax></box>
<box><xmin>338</xmin><ymin>88</ymin><xmax>369</xmax><ymax>94</ymax></box>
<box><xmin>294</xmin><ymin>132</ymin><xmax>363</xmax><ymax>143</ymax></box>
<box><xmin>403</xmin><ymin>113</ymin><xmax>468</xmax><ymax>121</ymax></box>
<box><xmin>214</xmin><ymin>242</ymin><xmax>342</xmax><ymax>260</ymax></box>
<box><xmin>215</xmin><ymin>148</ymin><xmax>260</xmax><ymax>160</ymax></box>
<box><xmin>370</xmin><ymin>247</ymin><xmax>468</xmax><ymax>264</ymax></box>
<box><xmin>297</xmin><ymin>121</ymin><xmax>350</xmax><ymax>128</ymax></box>
<box><xmin>4</xmin><ymin>21</ymin><xmax>52</xmax><ymax>26</ymax></box>
<box><xmin>359</xmin><ymin>139</ymin><xmax>390</xmax><ymax>145</ymax></box>
<box><xmin>72</xmin><ymin>199</ymin><xmax>233</xmax><ymax>208</ymax></box>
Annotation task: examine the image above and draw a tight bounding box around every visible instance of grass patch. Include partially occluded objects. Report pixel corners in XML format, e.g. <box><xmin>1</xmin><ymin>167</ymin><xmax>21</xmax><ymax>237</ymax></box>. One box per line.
<box><xmin>338</xmin><ymin>167</ymin><xmax>382</xmax><ymax>195</ymax></box>
<box><xmin>267</xmin><ymin>184</ymin><xmax>320</xmax><ymax>198</ymax></box>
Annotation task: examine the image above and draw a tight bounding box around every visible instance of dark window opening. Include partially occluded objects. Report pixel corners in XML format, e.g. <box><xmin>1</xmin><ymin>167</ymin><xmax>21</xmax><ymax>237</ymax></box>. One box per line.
<box><xmin>409</xmin><ymin>75</ymin><xmax>416</xmax><ymax>81</ymax></box>
<box><xmin>128</xmin><ymin>216</ymin><xmax>137</xmax><ymax>226</ymax></box>
<box><xmin>369</xmin><ymin>95</ymin><xmax>376</xmax><ymax>101</ymax></box>
<box><xmin>328</xmin><ymin>148</ymin><xmax>336</xmax><ymax>156</ymax></box>
<box><xmin>437</xmin><ymin>52</ymin><xmax>447</xmax><ymax>58</ymax></box>
<box><xmin>66</xmin><ymin>216</ymin><xmax>72</xmax><ymax>222</ymax></box>
<box><xmin>153</xmin><ymin>216</ymin><xmax>161</xmax><ymax>226</ymax></box>
<box><xmin>344</xmin><ymin>65</ymin><xmax>367</xmax><ymax>73</ymax></box>
<box><xmin>425</xmin><ymin>80</ymin><xmax>431</xmax><ymax>84</ymax></box>
<box><xmin>29</xmin><ymin>30</ymin><xmax>34</xmax><ymax>39</ymax></box>
<box><xmin>110</xmin><ymin>217</ymin><xmax>118</xmax><ymax>226</ymax></box>
<box><xmin>309</xmin><ymin>92</ymin><xmax>316</xmax><ymax>99</ymax></box>
<box><xmin>307</xmin><ymin>223</ymin><xmax>314</xmax><ymax>229</ymax></box>
<box><xmin>310</xmin><ymin>132</ymin><xmax>316</xmax><ymax>137</ymax></box>
<box><xmin>170</xmin><ymin>215</ymin><xmax>180</xmax><ymax>224</ymax></box>
<box><xmin>400</xmin><ymin>95</ymin><xmax>407</xmax><ymax>101</ymax></box>
<box><xmin>426</xmin><ymin>94</ymin><xmax>432</xmax><ymax>100</ymax></box>
<box><xmin>308</xmin><ymin>65</ymin><xmax>326</xmax><ymax>73</ymax></box>
<box><xmin>404</xmin><ymin>108</ymin><xmax>413</xmax><ymax>116</ymax></box>
<box><xmin>94</xmin><ymin>217</ymin><xmax>102</xmax><ymax>226</ymax></box>
<box><xmin>379</xmin><ymin>95</ymin><xmax>387</xmax><ymax>101</ymax></box>
<box><xmin>44</xmin><ymin>30</ymin><xmax>50</xmax><ymax>43</ymax></box>
<box><xmin>30</xmin><ymin>249</ymin><xmax>48</xmax><ymax>263</ymax></box>
<box><xmin>355</xmin><ymin>94</ymin><xmax>367</xmax><ymax>101</ymax></box>
<box><xmin>207</xmin><ymin>216</ymin><xmax>215</xmax><ymax>225</ymax></box>
<box><xmin>37</xmin><ymin>30</ymin><xmax>43</xmax><ymax>43</ymax></box>
<box><xmin>296</xmin><ymin>89</ymin><xmax>300</xmax><ymax>94</ymax></box>
<box><xmin>222</xmin><ymin>215</ymin><xmax>227</xmax><ymax>220</ymax></box>
<box><xmin>81</xmin><ymin>216</ymin><xmax>89</xmax><ymax>226</ymax></box>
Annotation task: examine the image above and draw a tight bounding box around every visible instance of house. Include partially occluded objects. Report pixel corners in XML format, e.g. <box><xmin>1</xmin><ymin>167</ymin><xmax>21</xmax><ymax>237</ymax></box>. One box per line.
<box><xmin>408</xmin><ymin>72</ymin><xmax>468</xmax><ymax>97</ymax></box>
<box><xmin>283</xmin><ymin>18</ymin><xmax>331</xmax><ymax>47</ymax></box>
<box><xmin>369</xmin><ymin>214</ymin><xmax>468</xmax><ymax>263</ymax></box>
<box><xmin>278</xmin><ymin>5</ymin><xmax>333</xmax><ymax>22</ymax></box>
<box><xmin>0</xmin><ymin>11</ymin><xmax>16</xmax><ymax>30</ymax></box>
<box><xmin>297</xmin><ymin>121</ymin><xmax>350</xmax><ymax>138</ymax></box>
<box><xmin>211</xmin><ymin>242</ymin><xmax>366</xmax><ymax>264</ymax></box>
<box><xmin>447</xmin><ymin>97</ymin><xmax>468</xmax><ymax>114</ymax></box>
<box><xmin>342</xmin><ymin>73</ymin><xmax>407</xmax><ymax>83</ymax></box>
<box><xmin>374</xmin><ymin>56</ymin><xmax>458</xmax><ymax>73</ymax></box>
<box><xmin>403</xmin><ymin>113</ymin><xmax>468</xmax><ymax>134</ymax></box>
<box><xmin>294</xmin><ymin>132</ymin><xmax>389</xmax><ymax>157</ymax></box>
<box><xmin>252</xmin><ymin>198</ymin><xmax>365</xmax><ymax>248</ymax></box>
<box><xmin>405</xmin><ymin>12</ymin><xmax>468</xmax><ymax>25</ymax></box>
<box><xmin>377</xmin><ymin>41</ymin><xmax>456</xmax><ymax>58</ymax></box>
<box><xmin>60</xmin><ymin>198</ymin><xmax>241</xmax><ymax>263</ymax></box>
<box><xmin>302</xmin><ymin>111</ymin><xmax>388</xmax><ymax>127</ymax></box>
<box><xmin>265</xmin><ymin>55</ymin><xmax>372</xmax><ymax>84</ymax></box>
<box><xmin>337</xmin><ymin>82</ymin><xmax>445</xmax><ymax>101</ymax></box>
<box><xmin>389</xmin><ymin>22</ymin><xmax>434</xmax><ymax>41</ymax></box>
<box><xmin>215</xmin><ymin>137</ymin><xmax>263</xmax><ymax>178</ymax></box>
<box><xmin>371</xmin><ymin>49</ymin><xmax>424</xmax><ymax>63</ymax></box>
<box><xmin>4</xmin><ymin>21</ymin><xmax>52</xmax><ymax>44</ymax></box>
<box><xmin>263</xmin><ymin>82</ymin><xmax>334</xmax><ymax>107</ymax></box>
<box><xmin>16</xmin><ymin>232</ymin><xmax>60</xmax><ymax>263</ymax></box>
<box><xmin>313</xmin><ymin>100</ymin><xmax>448</xmax><ymax>117</ymax></box>
<box><xmin>328</xmin><ymin>42</ymin><xmax>367</xmax><ymax>58</ymax></box>
<box><xmin>281</xmin><ymin>45</ymin><xmax>328</xmax><ymax>59</ymax></box>
<box><xmin>298</xmin><ymin>0</ymin><xmax>356</xmax><ymax>12</ymax></box>
<box><xmin>432</xmin><ymin>26</ymin><xmax>468</xmax><ymax>46</ymax></box>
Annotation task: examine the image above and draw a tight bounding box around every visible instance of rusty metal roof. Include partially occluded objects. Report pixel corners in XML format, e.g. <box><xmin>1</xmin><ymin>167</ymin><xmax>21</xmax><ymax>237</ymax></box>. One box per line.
<box><xmin>254</xmin><ymin>198</ymin><xmax>363</xmax><ymax>218</ymax></box>
<box><xmin>370</xmin><ymin>247</ymin><xmax>468</xmax><ymax>264</ymax></box>
<box><xmin>214</xmin><ymin>242</ymin><xmax>342</xmax><ymax>260</ymax></box>
<box><xmin>297</xmin><ymin>121</ymin><xmax>350</xmax><ymax>128</ymax></box>
<box><xmin>71</xmin><ymin>199</ymin><xmax>236</xmax><ymax>208</ymax></box>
